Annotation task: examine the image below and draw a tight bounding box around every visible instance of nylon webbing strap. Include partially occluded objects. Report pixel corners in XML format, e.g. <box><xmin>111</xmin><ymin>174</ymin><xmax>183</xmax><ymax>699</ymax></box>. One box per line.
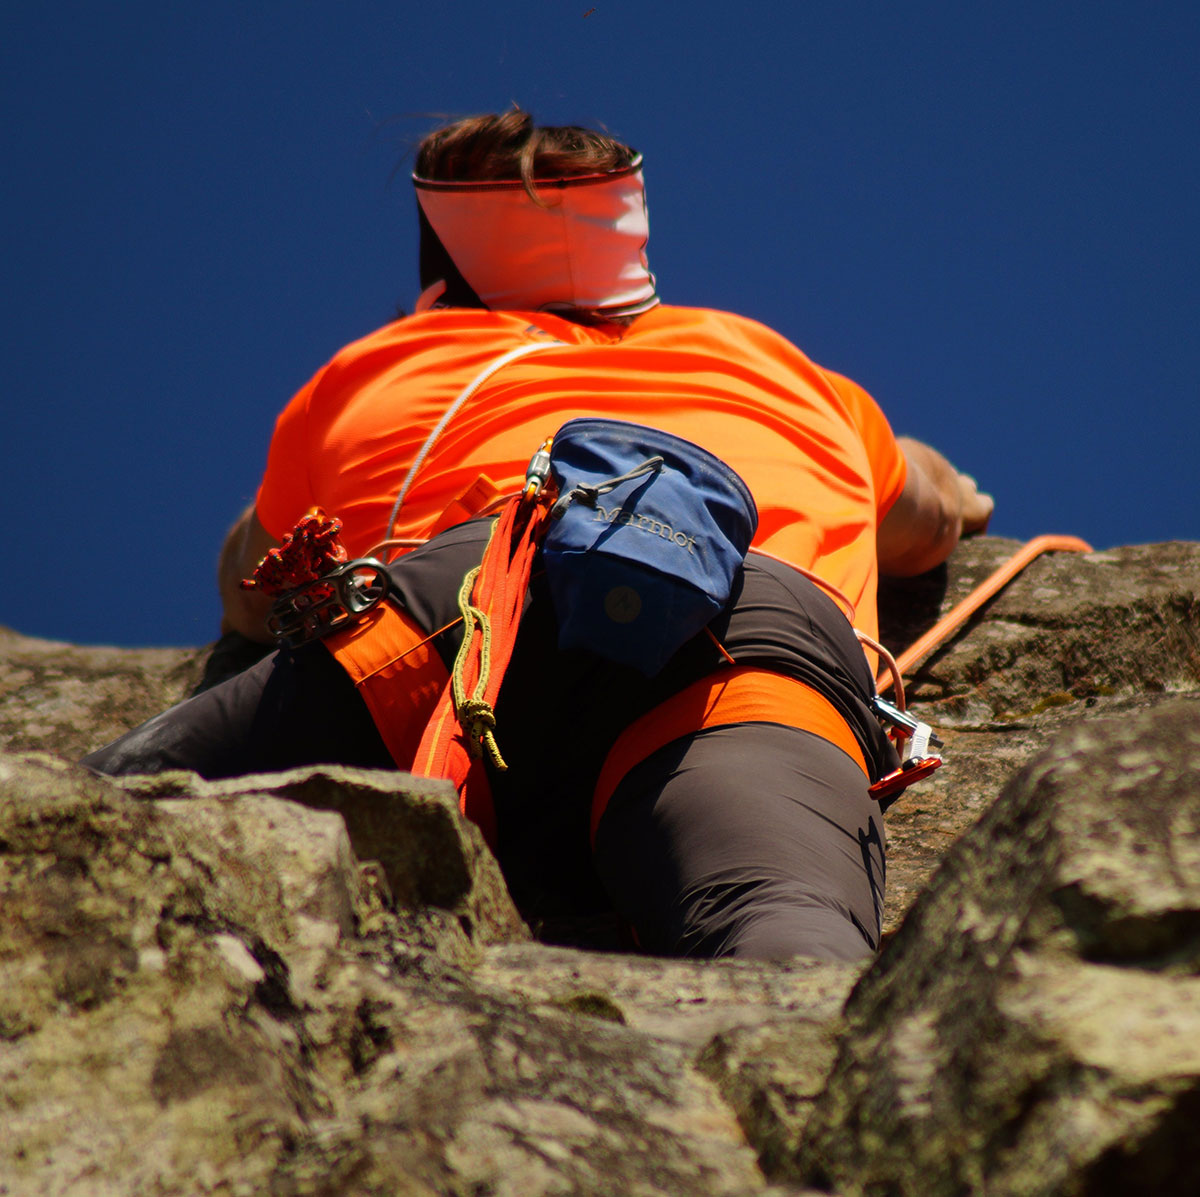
<box><xmin>324</xmin><ymin>602</ymin><xmax>449</xmax><ymax>772</ymax></box>
<box><xmin>590</xmin><ymin>666</ymin><xmax>869</xmax><ymax>843</ymax></box>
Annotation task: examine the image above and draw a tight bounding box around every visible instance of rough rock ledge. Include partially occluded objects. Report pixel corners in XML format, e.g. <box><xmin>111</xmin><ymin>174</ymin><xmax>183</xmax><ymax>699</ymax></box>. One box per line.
<box><xmin>1</xmin><ymin>536</ymin><xmax>1198</xmax><ymax>1195</ymax></box>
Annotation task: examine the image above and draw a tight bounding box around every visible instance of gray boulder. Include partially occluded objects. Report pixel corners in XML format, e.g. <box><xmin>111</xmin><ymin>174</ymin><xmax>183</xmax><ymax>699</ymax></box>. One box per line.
<box><xmin>0</xmin><ymin>625</ymin><xmax>207</xmax><ymax>761</ymax></box>
<box><xmin>1</xmin><ymin>536</ymin><xmax>1198</xmax><ymax>1194</ymax></box>
<box><xmin>0</xmin><ymin>753</ymin><xmax>779</xmax><ymax>1196</ymax></box>
<box><xmin>793</xmin><ymin>698</ymin><xmax>1200</xmax><ymax>1196</ymax></box>
<box><xmin>878</xmin><ymin>537</ymin><xmax>1200</xmax><ymax>932</ymax></box>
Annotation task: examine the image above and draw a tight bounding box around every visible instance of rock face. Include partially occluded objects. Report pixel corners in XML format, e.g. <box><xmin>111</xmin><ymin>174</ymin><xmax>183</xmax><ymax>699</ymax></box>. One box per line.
<box><xmin>795</xmin><ymin>697</ymin><xmax>1200</xmax><ymax>1196</ymax></box>
<box><xmin>1</xmin><ymin>537</ymin><xmax>1198</xmax><ymax>1195</ymax></box>
<box><xmin>876</xmin><ymin>538</ymin><xmax>1200</xmax><ymax>933</ymax></box>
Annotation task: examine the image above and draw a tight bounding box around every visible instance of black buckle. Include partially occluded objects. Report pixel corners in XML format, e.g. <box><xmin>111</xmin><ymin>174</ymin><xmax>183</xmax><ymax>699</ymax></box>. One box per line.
<box><xmin>267</xmin><ymin>558</ymin><xmax>390</xmax><ymax>648</ymax></box>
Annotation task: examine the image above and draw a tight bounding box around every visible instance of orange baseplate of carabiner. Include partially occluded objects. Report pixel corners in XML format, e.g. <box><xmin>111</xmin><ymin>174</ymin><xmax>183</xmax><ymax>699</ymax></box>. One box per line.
<box><xmin>868</xmin><ymin>755</ymin><xmax>943</xmax><ymax>802</ymax></box>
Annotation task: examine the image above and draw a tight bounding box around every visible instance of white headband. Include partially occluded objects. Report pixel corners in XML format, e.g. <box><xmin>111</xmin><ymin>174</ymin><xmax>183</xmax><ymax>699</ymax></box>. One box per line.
<box><xmin>413</xmin><ymin>156</ymin><xmax>658</xmax><ymax>317</ymax></box>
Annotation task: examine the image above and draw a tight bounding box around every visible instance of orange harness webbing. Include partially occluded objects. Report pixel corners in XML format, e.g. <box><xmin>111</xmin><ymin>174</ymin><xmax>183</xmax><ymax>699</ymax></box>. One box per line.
<box><xmin>325</xmin><ymin>603</ymin><xmax>449</xmax><ymax>772</ymax></box>
<box><xmin>590</xmin><ymin>665</ymin><xmax>869</xmax><ymax>843</ymax></box>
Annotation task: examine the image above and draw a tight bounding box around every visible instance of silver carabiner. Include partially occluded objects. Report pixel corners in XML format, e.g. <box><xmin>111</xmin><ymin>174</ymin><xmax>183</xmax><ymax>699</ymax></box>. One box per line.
<box><xmin>267</xmin><ymin>558</ymin><xmax>390</xmax><ymax>648</ymax></box>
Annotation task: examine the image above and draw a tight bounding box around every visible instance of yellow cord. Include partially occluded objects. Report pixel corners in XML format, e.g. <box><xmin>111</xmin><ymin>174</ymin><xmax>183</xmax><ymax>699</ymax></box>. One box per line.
<box><xmin>450</xmin><ymin>558</ymin><xmax>508</xmax><ymax>770</ymax></box>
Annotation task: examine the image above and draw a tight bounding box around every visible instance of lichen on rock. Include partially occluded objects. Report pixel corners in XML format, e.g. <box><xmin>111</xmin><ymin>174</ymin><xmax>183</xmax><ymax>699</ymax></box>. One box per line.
<box><xmin>2</xmin><ymin>536</ymin><xmax>1199</xmax><ymax>1194</ymax></box>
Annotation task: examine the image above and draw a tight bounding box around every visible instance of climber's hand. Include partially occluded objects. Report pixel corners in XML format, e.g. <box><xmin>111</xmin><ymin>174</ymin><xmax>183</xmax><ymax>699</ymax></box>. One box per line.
<box><xmin>958</xmin><ymin>473</ymin><xmax>994</xmax><ymax>537</ymax></box>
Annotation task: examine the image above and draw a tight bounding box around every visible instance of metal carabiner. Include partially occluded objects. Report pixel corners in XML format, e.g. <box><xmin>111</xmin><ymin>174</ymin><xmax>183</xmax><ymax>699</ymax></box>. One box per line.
<box><xmin>333</xmin><ymin>558</ymin><xmax>390</xmax><ymax>615</ymax></box>
<box><xmin>267</xmin><ymin>558</ymin><xmax>390</xmax><ymax>648</ymax></box>
<box><xmin>523</xmin><ymin>436</ymin><xmax>554</xmax><ymax>503</ymax></box>
<box><xmin>871</xmin><ymin>694</ymin><xmax>944</xmax><ymax>757</ymax></box>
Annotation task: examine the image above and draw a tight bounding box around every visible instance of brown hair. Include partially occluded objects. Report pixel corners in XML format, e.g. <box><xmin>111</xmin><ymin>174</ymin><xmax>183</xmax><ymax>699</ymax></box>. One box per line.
<box><xmin>414</xmin><ymin>108</ymin><xmax>637</xmax><ymax>199</ymax></box>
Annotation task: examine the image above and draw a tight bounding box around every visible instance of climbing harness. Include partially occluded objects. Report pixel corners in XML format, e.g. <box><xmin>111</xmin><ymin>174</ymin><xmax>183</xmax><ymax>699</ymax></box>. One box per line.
<box><xmin>249</xmin><ymin>438</ymin><xmax>1092</xmax><ymax>820</ymax></box>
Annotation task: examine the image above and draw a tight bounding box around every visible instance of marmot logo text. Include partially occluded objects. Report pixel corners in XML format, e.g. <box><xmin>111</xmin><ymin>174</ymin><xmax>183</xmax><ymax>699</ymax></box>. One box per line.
<box><xmin>593</xmin><ymin>505</ymin><xmax>696</xmax><ymax>553</ymax></box>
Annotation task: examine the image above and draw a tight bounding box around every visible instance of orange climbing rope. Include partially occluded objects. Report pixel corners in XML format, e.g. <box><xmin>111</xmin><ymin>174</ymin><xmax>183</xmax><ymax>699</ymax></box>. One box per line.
<box><xmin>876</xmin><ymin>534</ymin><xmax>1093</xmax><ymax>694</ymax></box>
<box><xmin>241</xmin><ymin>508</ymin><xmax>348</xmax><ymax>595</ymax></box>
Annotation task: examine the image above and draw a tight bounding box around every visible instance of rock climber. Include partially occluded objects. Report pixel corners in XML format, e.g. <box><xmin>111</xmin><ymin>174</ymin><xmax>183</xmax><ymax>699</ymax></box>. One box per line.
<box><xmin>84</xmin><ymin>109</ymin><xmax>992</xmax><ymax>962</ymax></box>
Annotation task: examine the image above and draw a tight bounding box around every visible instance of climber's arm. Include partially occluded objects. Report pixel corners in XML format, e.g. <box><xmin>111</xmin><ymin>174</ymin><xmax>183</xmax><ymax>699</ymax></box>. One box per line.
<box><xmin>218</xmin><ymin>504</ymin><xmax>281</xmax><ymax>643</ymax></box>
<box><xmin>876</xmin><ymin>437</ymin><xmax>993</xmax><ymax>577</ymax></box>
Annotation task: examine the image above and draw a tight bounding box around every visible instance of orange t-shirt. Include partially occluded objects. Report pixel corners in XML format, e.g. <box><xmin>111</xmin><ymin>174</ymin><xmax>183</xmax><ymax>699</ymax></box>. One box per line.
<box><xmin>256</xmin><ymin>305</ymin><xmax>906</xmax><ymax>640</ymax></box>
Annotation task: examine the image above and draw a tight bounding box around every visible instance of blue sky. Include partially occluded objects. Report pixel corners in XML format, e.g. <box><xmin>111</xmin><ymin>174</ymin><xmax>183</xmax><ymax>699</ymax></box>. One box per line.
<box><xmin>3</xmin><ymin>1</ymin><xmax>1196</xmax><ymax>647</ymax></box>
